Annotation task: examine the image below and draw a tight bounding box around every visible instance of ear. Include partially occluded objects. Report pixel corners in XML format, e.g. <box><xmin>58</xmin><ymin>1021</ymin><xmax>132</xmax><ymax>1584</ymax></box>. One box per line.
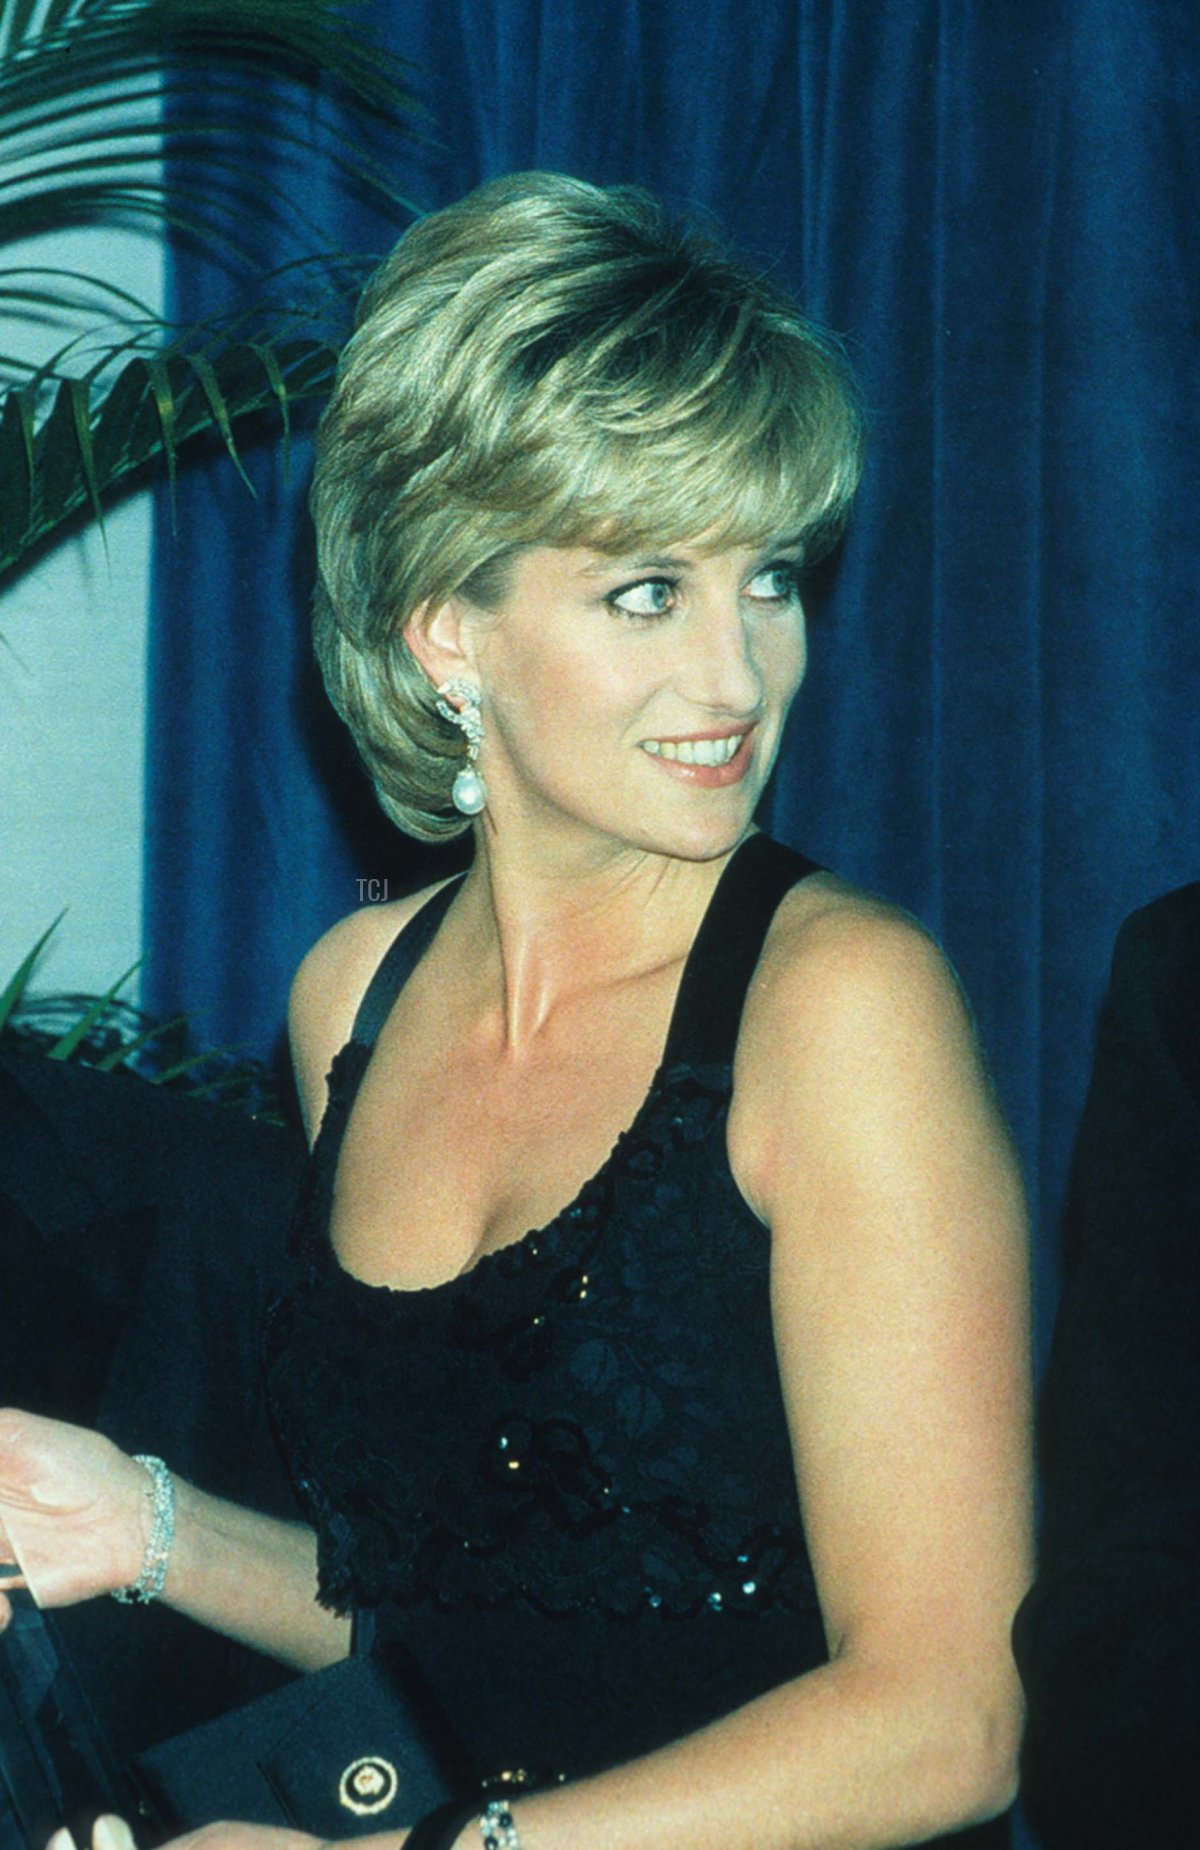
<box><xmin>403</xmin><ymin>594</ymin><xmax>478</xmax><ymax>690</ymax></box>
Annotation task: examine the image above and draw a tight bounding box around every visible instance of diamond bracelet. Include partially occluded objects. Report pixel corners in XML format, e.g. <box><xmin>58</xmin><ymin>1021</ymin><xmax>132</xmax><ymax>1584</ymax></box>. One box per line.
<box><xmin>479</xmin><ymin>1799</ymin><xmax>522</xmax><ymax>1850</ymax></box>
<box><xmin>112</xmin><ymin>1454</ymin><xmax>175</xmax><ymax>1604</ymax></box>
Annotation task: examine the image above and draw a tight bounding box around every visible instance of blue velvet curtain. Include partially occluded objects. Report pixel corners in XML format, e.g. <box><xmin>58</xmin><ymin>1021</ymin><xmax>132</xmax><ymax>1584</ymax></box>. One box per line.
<box><xmin>145</xmin><ymin>0</ymin><xmax>1200</xmax><ymax>1374</ymax></box>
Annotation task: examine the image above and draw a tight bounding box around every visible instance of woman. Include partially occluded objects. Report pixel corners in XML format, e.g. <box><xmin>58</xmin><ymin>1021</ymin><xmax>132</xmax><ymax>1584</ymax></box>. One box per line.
<box><xmin>0</xmin><ymin>173</ymin><xmax>1031</xmax><ymax>1850</ymax></box>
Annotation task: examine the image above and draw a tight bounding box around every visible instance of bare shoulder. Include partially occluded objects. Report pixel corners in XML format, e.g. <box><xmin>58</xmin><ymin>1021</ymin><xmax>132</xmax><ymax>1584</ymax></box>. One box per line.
<box><xmin>744</xmin><ymin>871</ymin><xmax>972</xmax><ymax>1048</ymax></box>
<box><xmin>289</xmin><ymin>878</ymin><xmax>457</xmax><ymax>1139</ymax></box>
<box><xmin>730</xmin><ymin>871</ymin><xmax>1013</xmax><ymax>1224</ymax></box>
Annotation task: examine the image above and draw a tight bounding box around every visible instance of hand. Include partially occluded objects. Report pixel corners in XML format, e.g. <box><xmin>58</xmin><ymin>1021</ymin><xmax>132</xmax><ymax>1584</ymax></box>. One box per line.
<box><xmin>0</xmin><ymin>1408</ymin><xmax>150</xmax><ymax>1621</ymax></box>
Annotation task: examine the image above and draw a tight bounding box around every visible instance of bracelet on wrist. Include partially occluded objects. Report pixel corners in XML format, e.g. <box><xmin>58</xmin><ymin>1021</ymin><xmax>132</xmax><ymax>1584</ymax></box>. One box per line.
<box><xmin>400</xmin><ymin>1790</ymin><xmax>528</xmax><ymax>1850</ymax></box>
<box><xmin>478</xmin><ymin>1799</ymin><xmax>523</xmax><ymax>1850</ymax></box>
<box><xmin>111</xmin><ymin>1454</ymin><xmax>175</xmax><ymax>1605</ymax></box>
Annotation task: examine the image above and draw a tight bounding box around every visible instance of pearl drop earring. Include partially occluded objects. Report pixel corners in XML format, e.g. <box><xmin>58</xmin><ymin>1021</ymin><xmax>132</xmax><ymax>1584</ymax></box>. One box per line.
<box><xmin>435</xmin><ymin>678</ymin><xmax>488</xmax><ymax>816</ymax></box>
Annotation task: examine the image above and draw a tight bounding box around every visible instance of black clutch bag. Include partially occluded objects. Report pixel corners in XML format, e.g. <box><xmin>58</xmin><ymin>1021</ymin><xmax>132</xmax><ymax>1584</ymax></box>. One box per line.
<box><xmin>134</xmin><ymin>1648</ymin><xmax>463</xmax><ymax>1839</ymax></box>
<box><xmin>1</xmin><ymin>1598</ymin><xmax>465</xmax><ymax>1849</ymax></box>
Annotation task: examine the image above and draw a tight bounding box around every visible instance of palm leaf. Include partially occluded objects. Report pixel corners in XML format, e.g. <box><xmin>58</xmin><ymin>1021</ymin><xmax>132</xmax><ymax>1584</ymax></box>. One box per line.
<box><xmin>0</xmin><ymin>964</ymin><xmax>281</xmax><ymax>1116</ymax></box>
<box><xmin>47</xmin><ymin>957</ymin><xmax>140</xmax><ymax>1059</ymax></box>
<box><xmin>0</xmin><ymin>2</ymin><xmax>421</xmax><ymax>292</ymax></box>
<box><xmin>93</xmin><ymin>1010</ymin><xmax>187</xmax><ymax>1070</ymax></box>
<box><xmin>0</xmin><ymin>911</ymin><xmax>65</xmax><ymax>1034</ymax></box>
<box><xmin>0</xmin><ymin>330</ymin><xmax>337</xmax><ymax>576</ymax></box>
<box><xmin>150</xmin><ymin>1039</ymin><xmax>252</xmax><ymax>1085</ymax></box>
<box><xmin>0</xmin><ymin>0</ymin><xmax>422</xmax><ymax>577</ymax></box>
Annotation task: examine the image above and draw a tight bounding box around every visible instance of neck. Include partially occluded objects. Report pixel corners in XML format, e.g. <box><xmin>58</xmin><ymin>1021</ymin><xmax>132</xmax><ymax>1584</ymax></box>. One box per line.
<box><xmin>454</xmin><ymin>823</ymin><xmax>743</xmax><ymax>1053</ymax></box>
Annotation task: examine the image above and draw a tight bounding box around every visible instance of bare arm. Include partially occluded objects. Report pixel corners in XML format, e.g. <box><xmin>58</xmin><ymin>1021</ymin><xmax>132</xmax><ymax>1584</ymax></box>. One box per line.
<box><xmin>166</xmin><ymin>1475</ymin><xmax>349</xmax><ymax>1670</ymax></box>
<box><xmin>0</xmin><ymin>1410</ymin><xmax>348</xmax><ymax>1671</ymax></box>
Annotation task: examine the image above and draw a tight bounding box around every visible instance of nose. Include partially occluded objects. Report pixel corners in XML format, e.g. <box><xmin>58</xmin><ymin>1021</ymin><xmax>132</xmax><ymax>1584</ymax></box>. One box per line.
<box><xmin>678</xmin><ymin>595</ymin><xmax>765</xmax><ymax>716</ymax></box>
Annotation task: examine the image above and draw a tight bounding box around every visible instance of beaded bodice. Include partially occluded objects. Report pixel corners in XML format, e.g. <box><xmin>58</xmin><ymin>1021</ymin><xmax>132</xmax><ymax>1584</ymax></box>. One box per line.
<box><xmin>265</xmin><ymin>836</ymin><xmax>824</xmax><ymax>1631</ymax></box>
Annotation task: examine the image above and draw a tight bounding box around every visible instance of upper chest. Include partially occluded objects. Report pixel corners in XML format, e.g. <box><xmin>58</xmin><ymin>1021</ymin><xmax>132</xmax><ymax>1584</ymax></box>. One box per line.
<box><xmin>328</xmin><ymin>960</ymin><xmax>686</xmax><ymax>1290</ymax></box>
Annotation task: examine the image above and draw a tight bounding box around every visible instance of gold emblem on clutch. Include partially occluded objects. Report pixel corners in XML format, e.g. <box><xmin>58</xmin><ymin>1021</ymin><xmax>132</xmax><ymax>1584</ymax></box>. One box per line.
<box><xmin>338</xmin><ymin>1754</ymin><xmax>400</xmax><ymax>1815</ymax></box>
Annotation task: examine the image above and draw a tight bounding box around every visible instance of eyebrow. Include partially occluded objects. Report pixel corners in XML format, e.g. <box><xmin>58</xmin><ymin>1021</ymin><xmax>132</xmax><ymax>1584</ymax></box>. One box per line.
<box><xmin>576</xmin><ymin>555</ymin><xmax>689</xmax><ymax>580</ymax></box>
<box><xmin>576</xmin><ymin>536</ymin><xmax>808</xmax><ymax>579</ymax></box>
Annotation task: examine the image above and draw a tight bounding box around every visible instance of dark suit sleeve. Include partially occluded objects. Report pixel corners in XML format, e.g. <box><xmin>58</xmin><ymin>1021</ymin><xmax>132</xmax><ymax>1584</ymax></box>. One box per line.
<box><xmin>1014</xmin><ymin>885</ymin><xmax>1200</xmax><ymax>1850</ymax></box>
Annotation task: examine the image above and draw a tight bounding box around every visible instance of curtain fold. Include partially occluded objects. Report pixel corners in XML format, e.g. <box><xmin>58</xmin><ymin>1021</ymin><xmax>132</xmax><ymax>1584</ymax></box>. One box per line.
<box><xmin>145</xmin><ymin>0</ymin><xmax>1200</xmax><ymax>1369</ymax></box>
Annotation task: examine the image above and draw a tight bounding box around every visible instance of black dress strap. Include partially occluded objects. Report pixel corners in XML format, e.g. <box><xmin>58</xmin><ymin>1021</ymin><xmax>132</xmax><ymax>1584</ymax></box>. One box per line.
<box><xmin>349</xmin><ymin>876</ymin><xmax>466</xmax><ymax>1050</ymax></box>
<box><xmin>662</xmin><ymin>834</ymin><xmax>822</xmax><ymax>1070</ymax></box>
<box><xmin>348</xmin><ymin>837</ymin><xmax>818</xmax><ymax>1065</ymax></box>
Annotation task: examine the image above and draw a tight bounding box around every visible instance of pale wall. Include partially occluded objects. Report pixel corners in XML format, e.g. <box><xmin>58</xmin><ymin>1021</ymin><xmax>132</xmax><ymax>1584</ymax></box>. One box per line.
<box><xmin>0</xmin><ymin>224</ymin><xmax>164</xmax><ymax>1006</ymax></box>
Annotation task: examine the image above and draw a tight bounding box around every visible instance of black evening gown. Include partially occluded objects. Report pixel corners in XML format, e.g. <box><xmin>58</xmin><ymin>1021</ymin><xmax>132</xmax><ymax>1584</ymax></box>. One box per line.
<box><xmin>266</xmin><ymin>834</ymin><xmax>1008</xmax><ymax>1847</ymax></box>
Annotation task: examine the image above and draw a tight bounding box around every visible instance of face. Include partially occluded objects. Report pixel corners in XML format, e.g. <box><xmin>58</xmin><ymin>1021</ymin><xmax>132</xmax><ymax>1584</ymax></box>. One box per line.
<box><xmin>444</xmin><ymin>537</ymin><xmax>808</xmax><ymax>863</ymax></box>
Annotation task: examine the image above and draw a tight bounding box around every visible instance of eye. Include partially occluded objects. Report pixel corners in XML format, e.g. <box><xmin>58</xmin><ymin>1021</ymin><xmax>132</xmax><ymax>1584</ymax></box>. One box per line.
<box><xmin>745</xmin><ymin>562</ymin><xmax>803</xmax><ymax>606</ymax></box>
<box><xmin>607</xmin><ymin>576</ymin><xmax>677</xmax><ymax>619</ymax></box>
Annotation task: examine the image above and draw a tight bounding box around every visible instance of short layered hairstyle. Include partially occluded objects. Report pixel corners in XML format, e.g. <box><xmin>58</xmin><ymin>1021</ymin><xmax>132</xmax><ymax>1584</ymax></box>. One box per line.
<box><xmin>311</xmin><ymin>171</ymin><xmax>863</xmax><ymax>841</ymax></box>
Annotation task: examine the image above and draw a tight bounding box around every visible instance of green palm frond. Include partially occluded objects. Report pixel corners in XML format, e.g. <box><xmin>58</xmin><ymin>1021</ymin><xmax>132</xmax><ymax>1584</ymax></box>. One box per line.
<box><xmin>0</xmin><ymin>911</ymin><xmax>65</xmax><ymax>1034</ymax></box>
<box><xmin>1</xmin><ymin>925</ymin><xmax>282</xmax><ymax>1117</ymax></box>
<box><xmin>46</xmin><ymin>956</ymin><xmax>140</xmax><ymax>1059</ymax></box>
<box><xmin>0</xmin><ymin>0</ymin><xmax>421</xmax><ymax>281</ymax></box>
<box><xmin>1</xmin><ymin>314</ymin><xmax>342</xmax><ymax>574</ymax></box>
<box><xmin>0</xmin><ymin>0</ymin><xmax>423</xmax><ymax>579</ymax></box>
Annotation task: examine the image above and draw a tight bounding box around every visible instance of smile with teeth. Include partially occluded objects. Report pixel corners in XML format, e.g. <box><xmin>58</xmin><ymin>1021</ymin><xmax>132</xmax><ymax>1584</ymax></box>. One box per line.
<box><xmin>640</xmin><ymin>734</ymin><xmax>746</xmax><ymax>766</ymax></box>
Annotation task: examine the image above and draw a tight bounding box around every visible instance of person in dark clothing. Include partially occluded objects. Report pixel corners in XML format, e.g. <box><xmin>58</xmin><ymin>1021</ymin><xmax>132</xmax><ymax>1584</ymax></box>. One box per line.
<box><xmin>1014</xmin><ymin>883</ymin><xmax>1200</xmax><ymax>1850</ymax></box>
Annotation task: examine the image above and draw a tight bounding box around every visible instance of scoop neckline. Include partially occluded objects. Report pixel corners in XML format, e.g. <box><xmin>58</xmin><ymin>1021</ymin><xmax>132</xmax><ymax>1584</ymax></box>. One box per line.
<box><xmin>318</xmin><ymin>835</ymin><xmax>759</xmax><ymax>1301</ymax></box>
<box><xmin>323</xmin><ymin>1053</ymin><xmax>700</xmax><ymax>1304</ymax></box>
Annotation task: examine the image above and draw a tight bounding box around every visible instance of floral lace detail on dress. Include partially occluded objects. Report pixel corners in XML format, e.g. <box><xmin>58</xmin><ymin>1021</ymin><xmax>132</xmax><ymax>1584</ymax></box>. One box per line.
<box><xmin>265</xmin><ymin>1050</ymin><xmax>819</xmax><ymax>1624</ymax></box>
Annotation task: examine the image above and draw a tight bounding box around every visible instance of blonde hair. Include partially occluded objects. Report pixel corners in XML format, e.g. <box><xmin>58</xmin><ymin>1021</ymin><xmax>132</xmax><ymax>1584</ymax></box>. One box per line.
<box><xmin>312</xmin><ymin>171</ymin><xmax>863</xmax><ymax>840</ymax></box>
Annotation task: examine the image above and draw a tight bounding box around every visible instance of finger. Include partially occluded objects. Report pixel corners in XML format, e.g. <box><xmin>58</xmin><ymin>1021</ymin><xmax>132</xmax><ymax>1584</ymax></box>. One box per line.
<box><xmin>47</xmin><ymin>1831</ymin><xmax>79</xmax><ymax>1850</ymax></box>
<box><xmin>93</xmin><ymin>1818</ymin><xmax>137</xmax><ymax>1850</ymax></box>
